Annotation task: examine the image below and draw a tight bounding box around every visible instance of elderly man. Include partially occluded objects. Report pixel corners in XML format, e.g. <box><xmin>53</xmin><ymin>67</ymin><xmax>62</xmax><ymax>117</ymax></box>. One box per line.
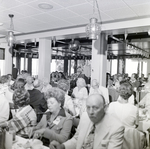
<box><xmin>50</xmin><ymin>94</ymin><xmax>125</xmax><ymax>149</ymax></box>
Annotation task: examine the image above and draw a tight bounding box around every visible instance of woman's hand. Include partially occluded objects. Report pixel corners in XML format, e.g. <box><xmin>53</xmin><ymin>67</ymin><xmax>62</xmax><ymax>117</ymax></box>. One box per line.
<box><xmin>33</xmin><ymin>128</ymin><xmax>45</xmax><ymax>139</ymax></box>
<box><xmin>142</xmin><ymin>108</ymin><xmax>148</xmax><ymax>115</ymax></box>
<box><xmin>71</xmin><ymin>93</ymin><xmax>75</xmax><ymax>99</ymax></box>
<box><xmin>0</xmin><ymin>122</ymin><xmax>8</xmax><ymax>127</ymax></box>
<box><xmin>50</xmin><ymin>140</ymin><xmax>65</xmax><ymax>149</ymax></box>
<box><xmin>139</xmin><ymin>104</ymin><xmax>145</xmax><ymax>109</ymax></box>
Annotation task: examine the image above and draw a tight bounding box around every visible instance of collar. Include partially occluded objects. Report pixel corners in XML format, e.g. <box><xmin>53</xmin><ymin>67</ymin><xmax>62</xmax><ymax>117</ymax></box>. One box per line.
<box><xmin>58</xmin><ymin>108</ymin><xmax>66</xmax><ymax>117</ymax></box>
<box><xmin>46</xmin><ymin>108</ymin><xmax>66</xmax><ymax>120</ymax></box>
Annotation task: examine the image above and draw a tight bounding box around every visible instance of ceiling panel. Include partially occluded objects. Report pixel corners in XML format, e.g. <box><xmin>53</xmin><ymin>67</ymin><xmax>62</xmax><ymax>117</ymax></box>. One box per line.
<box><xmin>104</xmin><ymin>7</ymin><xmax>137</xmax><ymax>20</ymax></box>
<box><xmin>50</xmin><ymin>20</ymin><xmax>74</xmax><ymax>28</ymax></box>
<box><xmin>0</xmin><ymin>29</ymin><xmax>7</xmax><ymax>35</ymax></box>
<box><xmin>48</xmin><ymin>9</ymin><xmax>79</xmax><ymax>19</ymax></box>
<box><xmin>17</xmin><ymin>0</ymin><xmax>37</xmax><ymax>3</ymax></box>
<box><xmin>67</xmin><ymin>3</ymin><xmax>93</xmax><ymax>15</ymax></box>
<box><xmin>97</xmin><ymin>0</ymin><xmax>128</xmax><ymax>11</ymax></box>
<box><xmin>28</xmin><ymin>24</ymin><xmax>55</xmax><ymax>31</ymax></box>
<box><xmin>50</xmin><ymin>0</ymin><xmax>87</xmax><ymax>7</ymax></box>
<box><xmin>32</xmin><ymin>13</ymin><xmax>62</xmax><ymax>23</ymax></box>
<box><xmin>28</xmin><ymin>0</ymin><xmax>63</xmax><ymax>12</ymax></box>
<box><xmin>0</xmin><ymin>6</ymin><xmax>6</xmax><ymax>12</ymax></box>
<box><xmin>14</xmin><ymin>23</ymin><xmax>42</xmax><ymax>33</ymax></box>
<box><xmin>0</xmin><ymin>22</ymin><xmax>10</xmax><ymax>31</ymax></box>
<box><xmin>13</xmin><ymin>19</ymin><xmax>43</xmax><ymax>33</ymax></box>
<box><xmin>82</xmin><ymin>12</ymin><xmax>114</xmax><ymax>22</ymax></box>
<box><xmin>130</xmin><ymin>3</ymin><xmax>150</xmax><ymax>16</ymax></box>
<box><xmin>33</xmin><ymin>22</ymin><xmax>56</xmax><ymax>29</ymax></box>
<box><xmin>17</xmin><ymin>17</ymin><xmax>44</xmax><ymax>25</ymax></box>
<box><xmin>0</xmin><ymin>10</ymin><xmax>25</xmax><ymax>25</ymax></box>
<box><xmin>11</xmin><ymin>4</ymin><xmax>43</xmax><ymax>16</ymax></box>
<box><xmin>0</xmin><ymin>0</ymin><xmax>22</xmax><ymax>9</ymax></box>
<box><xmin>64</xmin><ymin>16</ymin><xmax>88</xmax><ymax>25</ymax></box>
<box><xmin>123</xmin><ymin>0</ymin><xmax>150</xmax><ymax>6</ymax></box>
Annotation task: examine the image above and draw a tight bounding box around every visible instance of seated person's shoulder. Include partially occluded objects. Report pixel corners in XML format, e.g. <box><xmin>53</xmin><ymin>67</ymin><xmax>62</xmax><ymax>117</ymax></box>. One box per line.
<box><xmin>126</xmin><ymin>103</ymin><xmax>138</xmax><ymax>111</ymax></box>
<box><xmin>108</xmin><ymin>101</ymin><xmax>119</xmax><ymax>108</ymax></box>
<box><xmin>80</xmin><ymin>112</ymin><xmax>90</xmax><ymax>122</ymax></box>
<box><xmin>108</xmin><ymin>114</ymin><xmax>125</xmax><ymax>130</ymax></box>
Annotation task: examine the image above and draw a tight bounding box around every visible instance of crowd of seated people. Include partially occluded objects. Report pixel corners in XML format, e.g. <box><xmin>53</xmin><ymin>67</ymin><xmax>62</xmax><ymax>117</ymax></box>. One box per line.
<box><xmin>1</xmin><ymin>70</ymin><xmax>150</xmax><ymax>148</ymax></box>
<box><xmin>106</xmin><ymin>73</ymin><xmax>144</xmax><ymax>104</ymax></box>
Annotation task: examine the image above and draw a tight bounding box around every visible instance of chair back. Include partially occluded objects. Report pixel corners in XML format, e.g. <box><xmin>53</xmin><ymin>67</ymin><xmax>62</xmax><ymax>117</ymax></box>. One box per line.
<box><xmin>122</xmin><ymin>128</ymin><xmax>147</xmax><ymax>149</ymax></box>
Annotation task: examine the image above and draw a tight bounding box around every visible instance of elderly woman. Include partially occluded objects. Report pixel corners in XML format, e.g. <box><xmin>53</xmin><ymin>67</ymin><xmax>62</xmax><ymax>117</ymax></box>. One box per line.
<box><xmin>107</xmin><ymin>80</ymin><xmax>138</xmax><ymax>128</ymax></box>
<box><xmin>33</xmin><ymin>87</ymin><xmax>72</xmax><ymax>146</ymax></box>
<box><xmin>89</xmin><ymin>79</ymin><xmax>102</xmax><ymax>95</ymax></box>
<box><xmin>57</xmin><ymin>79</ymin><xmax>76</xmax><ymax>116</ymax></box>
<box><xmin>41</xmin><ymin>78</ymin><xmax>52</xmax><ymax>93</ymax></box>
<box><xmin>33</xmin><ymin>79</ymin><xmax>43</xmax><ymax>91</ymax></box>
<box><xmin>0</xmin><ymin>87</ymin><xmax>37</xmax><ymax>137</ymax></box>
<box><xmin>5</xmin><ymin>78</ymin><xmax>26</xmax><ymax>117</ymax></box>
<box><xmin>25</xmin><ymin>76</ymin><xmax>34</xmax><ymax>90</ymax></box>
<box><xmin>72</xmin><ymin>78</ymin><xmax>88</xmax><ymax>116</ymax></box>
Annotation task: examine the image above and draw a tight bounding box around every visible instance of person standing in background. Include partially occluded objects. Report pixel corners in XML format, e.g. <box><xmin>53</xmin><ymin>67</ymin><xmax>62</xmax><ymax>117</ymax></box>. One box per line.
<box><xmin>12</xmin><ymin>64</ymin><xmax>18</xmax><ymax>79</ymax></box>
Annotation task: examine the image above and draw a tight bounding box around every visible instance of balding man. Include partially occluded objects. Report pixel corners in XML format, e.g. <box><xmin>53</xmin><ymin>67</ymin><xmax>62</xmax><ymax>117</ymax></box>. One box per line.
<box><xmin>50</xmin><ymin>94</ymin><xmax>125</xmax><ymax>149</ymax></box>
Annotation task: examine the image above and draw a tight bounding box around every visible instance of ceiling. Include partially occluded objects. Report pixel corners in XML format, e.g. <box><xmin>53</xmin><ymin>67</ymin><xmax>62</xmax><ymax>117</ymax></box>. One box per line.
<box><xmin>1</xmin><ymin>0</ymin><xmax>150</xmax><ymax>36</ymax></box>
<box><xmin>1</xmin><ymin>0</ymin><xmax>150</xmax><ymax>58</ymax></box>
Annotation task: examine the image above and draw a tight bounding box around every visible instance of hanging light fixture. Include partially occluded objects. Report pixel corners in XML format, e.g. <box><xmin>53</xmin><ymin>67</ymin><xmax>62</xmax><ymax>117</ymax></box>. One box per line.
<box><xmin>69</xmin><ymin>39</ymin><xmax>80</xmax><ymax>51</ymax></box>
<box><xmin>6</xmin><ymin>14</ymin><xmax>16</xmax><ymax>47</ymax></box>
<box><xmin>85</xmin><ymin>0</ymin><xmax>101</xmax><ymax>40</ymax></box>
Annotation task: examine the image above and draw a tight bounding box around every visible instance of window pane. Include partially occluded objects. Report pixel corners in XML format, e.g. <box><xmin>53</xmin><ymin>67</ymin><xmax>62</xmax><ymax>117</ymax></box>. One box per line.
<box><xmin>32</xmin><ymin>58</ymin><xmax>39</xmax><ymax>76</ymax></box>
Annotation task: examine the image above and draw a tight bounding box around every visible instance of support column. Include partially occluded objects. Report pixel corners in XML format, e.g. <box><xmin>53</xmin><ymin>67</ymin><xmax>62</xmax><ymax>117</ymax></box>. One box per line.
<box><xmin>24</xmin><ymin>53</ymin><xmax>27</xmax><ymax>70</ymax></box>
<box><xmin>147</xmin><ymin>60</ymin><xmax>150</xmax><ymax>75</ymax></box>
<box><xmin>141</xmin><ymin>60</ymin><xmax>143</xmax><ymax>77</ymax></box>
<box><xmin>117</xmin><ymin>56</ymin><xmax>119</xmax><ymax>74</ymax></box>
<box><xmin>27</xmin><ymin>57</ymin><xmax>32</xmax><ymax>75</ymax></box>
<box><xmin>69</xmin><ymin>59</ymin><xmax>71</xmax><ymax>76</ymax></box>
<box><xmin>91</xmin><ymin>33</ymin><xmax>107</xmax><ymax>86</ymax></box>
<box><xmin>74</xmin><ymin>59</ymin><xmax>77</xmax><ymax>73</ymax></box>
<box><xmin>1</xmin><ymin>43</ymin><xmax>12</xmax><ymax>75</ymax></box>
<box><xmin>64</xmin><ymin>58</ymin><xmax>68</xmax><ymax>75</ymax></box>
<box><xmin>38</xmin><ymin>38</ymin><xmax>52</xmax><ymax>81</ymax></box>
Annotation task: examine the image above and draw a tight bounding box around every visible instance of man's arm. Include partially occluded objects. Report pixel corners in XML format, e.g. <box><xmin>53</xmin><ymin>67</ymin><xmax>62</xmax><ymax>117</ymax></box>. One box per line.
<box><xmin>107</xmin><ymin>126</ymin><xmax>125</xmax><ymax>149</ymax></box>
<box><xmin>63</xmin><ymin>130</ymin><xmax>78</xmax><ymax>149</ymax></box>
